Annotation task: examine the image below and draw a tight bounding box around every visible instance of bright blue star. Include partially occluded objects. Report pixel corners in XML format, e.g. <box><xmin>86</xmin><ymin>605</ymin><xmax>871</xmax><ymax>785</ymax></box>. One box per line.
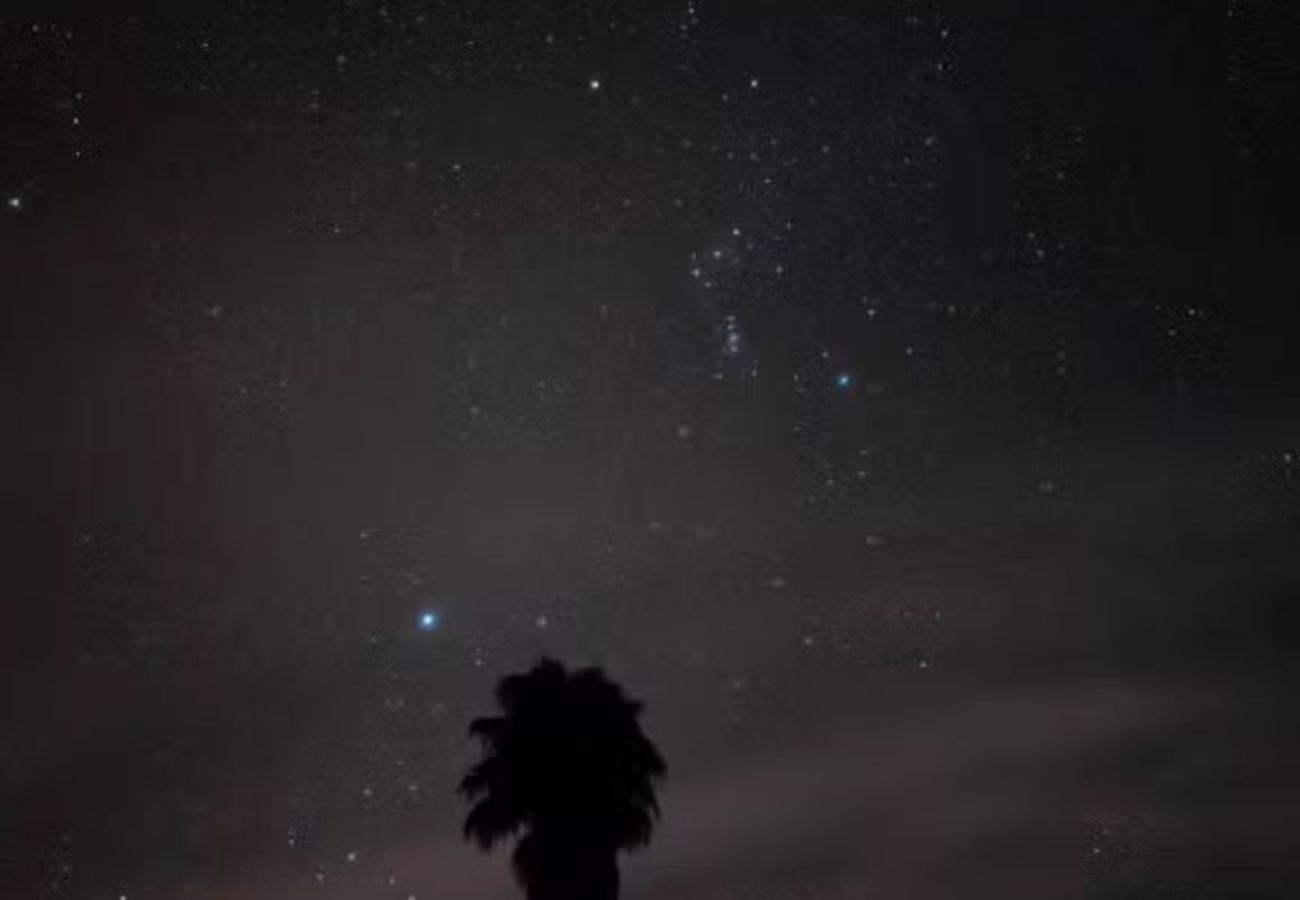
<box><xmin>834</xmin><ymin>372</ymin><xmax>852</xmax><ymax>389</ymax></box>
<box><xmin>418</xmin><ymin>611</ymin><xmax>440</xmax><ymax>631</ymax></box>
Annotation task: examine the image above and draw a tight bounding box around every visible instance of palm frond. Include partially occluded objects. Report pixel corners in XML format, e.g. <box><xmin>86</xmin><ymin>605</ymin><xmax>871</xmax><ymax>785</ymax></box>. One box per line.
<box><xmin>463</xmin><ymin>792</ymin><xmax>525</xmax><ymax>849</ymax></box>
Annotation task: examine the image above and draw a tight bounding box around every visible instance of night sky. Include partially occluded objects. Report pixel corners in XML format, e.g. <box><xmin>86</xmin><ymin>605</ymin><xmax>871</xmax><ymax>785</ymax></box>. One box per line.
<box><xmin>3</xmin><ymin>3</ymin><xmax>1299</xmax><ymax>898</ymax></box>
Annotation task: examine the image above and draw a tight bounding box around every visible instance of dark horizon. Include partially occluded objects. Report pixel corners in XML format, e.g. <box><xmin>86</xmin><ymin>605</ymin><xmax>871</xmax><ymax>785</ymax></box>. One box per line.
<box><xmin>3</xmin><ymin>3</ymin><xmax>1298</xmax><ymax>898</ymax></box>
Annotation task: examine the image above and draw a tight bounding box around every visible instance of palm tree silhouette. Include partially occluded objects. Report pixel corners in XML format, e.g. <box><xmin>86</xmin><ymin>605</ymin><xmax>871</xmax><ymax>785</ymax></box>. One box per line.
<box><xmin>460</xmin><ymin>658</ymin><xmax>666</xmax><ymax>900</ymax></box>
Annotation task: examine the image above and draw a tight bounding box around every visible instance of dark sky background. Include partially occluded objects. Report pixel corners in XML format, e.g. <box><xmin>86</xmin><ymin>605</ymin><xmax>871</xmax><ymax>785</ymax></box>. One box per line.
<box><xmin>3</xmin><ymin>2</ymin><xmax>1299</xmax><ymax>898</ymax></box>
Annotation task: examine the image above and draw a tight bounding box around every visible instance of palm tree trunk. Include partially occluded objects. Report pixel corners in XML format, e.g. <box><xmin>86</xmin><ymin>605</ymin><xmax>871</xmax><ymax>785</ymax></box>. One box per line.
<box><xmin>514</xmin><ymin>833</ymin><xmax>619</xmax><ymax>900</ymax></box>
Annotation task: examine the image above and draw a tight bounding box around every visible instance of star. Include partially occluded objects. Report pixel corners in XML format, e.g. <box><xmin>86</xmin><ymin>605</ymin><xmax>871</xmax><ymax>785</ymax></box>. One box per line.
<box><xmin>588</xmin><ymin>77</ymin><xmax>602</xmax><ymax>91</ymax></box>
<box><xmin>834</xmin><ymin>372</ymin><xmax>852</xmax><ymax>389</ymax></box>
<box><xmin>6</xmin><ymin>196</ymin><xmax>21</xmax><ymax>211</ymax></box>
<box><xmin>418</xmin><ymin>610</ymin><xmax>440</xmax><ymax>631</ymax></box>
